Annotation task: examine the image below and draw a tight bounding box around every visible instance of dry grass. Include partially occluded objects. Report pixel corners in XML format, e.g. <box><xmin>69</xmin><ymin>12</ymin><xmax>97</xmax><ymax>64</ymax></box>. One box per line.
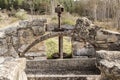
<box><xmin>94</xmin><ymin>21</ymin><xmax>119</xmax><ymax>32</ymax></box>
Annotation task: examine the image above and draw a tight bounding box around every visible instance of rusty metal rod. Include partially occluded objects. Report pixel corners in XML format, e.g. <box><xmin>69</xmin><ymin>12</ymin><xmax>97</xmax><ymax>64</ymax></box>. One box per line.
<box><xmin>58</xmin><ymin>13</ymin><xmax>63</xmax><ymax>59</ymax></box>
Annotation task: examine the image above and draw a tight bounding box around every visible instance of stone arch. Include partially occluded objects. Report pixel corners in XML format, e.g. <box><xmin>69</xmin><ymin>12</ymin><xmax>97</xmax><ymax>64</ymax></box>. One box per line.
<box><xmin>21</xmin><ymin>31</ymin><xmax>73</xmax><ymax>56</ymax></box>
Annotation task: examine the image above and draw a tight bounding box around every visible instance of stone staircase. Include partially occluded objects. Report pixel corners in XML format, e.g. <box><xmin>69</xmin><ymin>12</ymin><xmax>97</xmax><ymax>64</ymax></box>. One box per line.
<box><xmin>25</xmin><ymin>58</ymin><xmax>101</xmax><ymax>80</ymax></box>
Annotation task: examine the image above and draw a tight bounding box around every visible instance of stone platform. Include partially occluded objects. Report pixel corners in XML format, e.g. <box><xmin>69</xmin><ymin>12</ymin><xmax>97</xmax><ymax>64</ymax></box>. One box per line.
<box><xmin>26</xmin><ymin>58</ymin><xmax>100</xmax><ymax>80</ymax></box>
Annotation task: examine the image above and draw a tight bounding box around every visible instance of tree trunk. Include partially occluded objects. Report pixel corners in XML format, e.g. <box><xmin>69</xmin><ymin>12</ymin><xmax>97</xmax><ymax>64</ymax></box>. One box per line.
<box><xmin>51</xmin><ymin>0</ymin><xmax>56</xmax><ymax>15</ymax></box>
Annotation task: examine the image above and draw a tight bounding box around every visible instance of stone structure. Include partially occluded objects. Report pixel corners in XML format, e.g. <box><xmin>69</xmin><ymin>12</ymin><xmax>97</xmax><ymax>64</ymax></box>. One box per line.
<box><xmin>0</xmin><ymin>58</ymin><xmax>27</xmax><ymax>80</ymax></box>
<box><xmin>0</xmin><ymin>19</ymin><xmax>47</xmax><ymax>58</ymax></box>
<box><xmin>0</xmin><ymin>17</ymin><xmax>120</xmax><ymax>58</ymax></box>
<box><xmin>0</xmin><ymin>17</ymin><xmax>120</xmax><ymax>80</ymax></box>
<box><xmin>96</xmin><ymin>50</ymin><xmax>120</xmax><ymax>80</ymax></box>
<box><xmin>26</xmin><ymin>58</ymin><xmax>100</xmax><ymax>80</ymax></box>
<box><xmin>72</xmin><ymin>17</ymin><xmax>120</xmax><ymax>56</ymax></box>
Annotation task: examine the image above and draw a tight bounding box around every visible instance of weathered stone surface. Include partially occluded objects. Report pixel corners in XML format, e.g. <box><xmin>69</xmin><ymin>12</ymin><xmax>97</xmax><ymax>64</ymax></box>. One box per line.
<box><xmin>73</xmin><ymin>17</ymin><xmax>120</xmax><ymax>51</ymax></box>
<box><xmin>0</xmin><ymin>57</ymin><xmax>5</xmax><ymax>64</ymax></box>
<box><xmin>0</xmin><ymin>38</ymin><xmax>8</xmax><ymax>55</ymax></box>
<box><xmin>26</xmin><ymin>58</ymin><xmax>100</xmax><ymax>75</ymax></box>
<box><xmin>0</xmin><ymin>17</ymin><xmax>120</xmax><ymax>59</ymax></box>
<box><xmin>96</xmin><ymin>50</ymin><xmax>120</xmax><ymax>80</ymax></box>
<box><xmin>96</xmin><ymin>50</ymin><xmax>120</xmax><ymax>60</ymax></box>
<box><xmin>46</xmin><ymin>24</ymin><xmax>74</xmax><ymax>31</ymax></box>
<box><xmin>73</xmin><ymin>43</ymin><xmax>96</xmax><ymax>57</ymax></box>
<box><xmin>0</xmin><ymin>58</ymin><xmax>27</xmax><ymax>80</ymax></box>
<box><xmin>26</xmin><ymin>58</ymin><xmax>100</xmax><ymax>80</ymax></box>
<box><xmin>0</xmin><ymin>19</ymin><xmax>46</xmax><ymax>58</ymax></box>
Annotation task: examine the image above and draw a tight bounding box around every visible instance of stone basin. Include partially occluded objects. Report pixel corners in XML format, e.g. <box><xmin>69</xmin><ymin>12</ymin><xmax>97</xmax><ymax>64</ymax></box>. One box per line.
<box><xmin>26</xmin><ymin>58</ymin><xmax>101</xmax><ymax>80</ymax></box>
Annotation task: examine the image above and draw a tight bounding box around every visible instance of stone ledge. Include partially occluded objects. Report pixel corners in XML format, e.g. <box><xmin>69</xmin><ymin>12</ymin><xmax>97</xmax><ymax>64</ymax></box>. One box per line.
<box><xmin>27</xmin><ymin>74</ymin><xmax>101</xmax><ymax>80</ymax></box>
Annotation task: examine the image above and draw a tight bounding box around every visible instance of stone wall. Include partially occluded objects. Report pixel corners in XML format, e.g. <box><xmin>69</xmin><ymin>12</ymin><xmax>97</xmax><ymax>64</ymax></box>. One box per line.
<box><xmin>0</xmin><ymin>19</ymin><xmax>46</xmax><ymax>58</ymax></box>
<box><xmin>0</xmin><ymin>17</ymin><xmax>120</xmax><ymax>58</ymax></box>
<box><xmin>72</xmin><ymin>17</ymin><xmax>120</xmax><ymax>56</ymax></box>
<box><xmin>96</xmin><ymin>30</ymin><xmax>120</xmax><ymax>50</ymax></box>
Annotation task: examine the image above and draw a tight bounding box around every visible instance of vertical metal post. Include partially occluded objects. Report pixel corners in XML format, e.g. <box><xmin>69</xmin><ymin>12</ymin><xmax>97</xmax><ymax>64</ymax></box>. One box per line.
<box><xmin>58</xmin><ymin>14</ymin><xmax>63</xmax><ymax>59</ymax></box>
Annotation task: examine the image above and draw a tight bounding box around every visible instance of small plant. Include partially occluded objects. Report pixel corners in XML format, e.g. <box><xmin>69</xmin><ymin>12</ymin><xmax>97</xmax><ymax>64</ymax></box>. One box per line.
<box><xmin>15</xmin><ymin>9</ymin><xmax>27</xmax><ymax>20</ymax></box>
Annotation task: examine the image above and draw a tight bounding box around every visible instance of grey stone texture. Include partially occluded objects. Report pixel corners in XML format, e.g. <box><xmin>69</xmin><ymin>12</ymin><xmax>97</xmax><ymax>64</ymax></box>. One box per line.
<box><xmin>0</xmin><ymin>58</ymin><xmax>27</xmax><ymax>80</ymax></box>
<box><xmin>26</xmin><ymin>58</ymin><xmax>100</xmax><ymax>80</ymax></box>
<box><xmin>26</xmin><ymin>58</ymin><xmax>99</xmax><ymax>75</ymax></box>
<box><xmin>0</xmin><ymin>17</ymin><xmax>119</xmax><ymax>58</ymax></box>
<box><xmin>0</xmin><ymin>17</ymin><xmax>120</xmax><ymax>80</ymax></box>
<box><xmin>73</xmin><ymin>42</ymin><xmax>96</xmax><ymax>57</ymax></box>
<box><xmin>73</xmin><ymin>17</ymin><xmax>120</xmax><ymax>57</ymax></box>
<box><xmin>96</xmin><ymin>50</ymin><xmax>120</xmax><ymax>80</ymax></box>
<box><xmin>0</xmin><ymin>19</ymin><xmax>46</xmax><ymax>58</ymax></box>
<box><xmin>21</xmin><ymin>17</ymin><xmax>120</xmax><ymax>57</ymax></box>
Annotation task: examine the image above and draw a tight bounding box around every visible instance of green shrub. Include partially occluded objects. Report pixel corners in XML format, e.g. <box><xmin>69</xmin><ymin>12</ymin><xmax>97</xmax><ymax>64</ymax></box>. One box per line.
<box><xmin>15</xmin><ymin>9</ymin><xmax>27</xmax><ymax>20</ymax></box>
<box><xmin>45</xmin><ymin>38</ymin><xmax>58</xmax><ymax>58</ymax></box>
<box><xmin>45</xmin><ymin>37</ymin><xmax>72</xmax><ymax>58</ymax></box>
<box><xmin>63</xmin><ymin>37</ymin><xmax>72</xmax><ymax>54</ymax></box>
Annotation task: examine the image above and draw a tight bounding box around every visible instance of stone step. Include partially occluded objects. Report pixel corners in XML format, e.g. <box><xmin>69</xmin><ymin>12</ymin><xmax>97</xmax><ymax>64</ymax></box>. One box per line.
<box><xmin>27</xmin><ymin>74</ymin><xmax>101</xmax><ymax>80</ymax></box>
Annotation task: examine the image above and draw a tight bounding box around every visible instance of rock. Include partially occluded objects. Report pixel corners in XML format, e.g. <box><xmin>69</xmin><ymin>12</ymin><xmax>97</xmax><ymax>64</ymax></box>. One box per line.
<box><xmin>96</xmin><ymin>50</ymin><xmax>120</xmax><ymax>80</ymax></box>
<box><xmin>96</xmin><ymin>50</ymin><xmax>120</xmax><ymax>60</ymax></box>
<box><xmin>0</xmin><ymin>32</ymin><xmax>6</xmax><ymax>39</ymax></box>
<box><xmin>30</xmin><ymin>19</ymin><xmax>47</xmax><ymax>26</ymax></box>
<box><xmin>73</xmin><ymin>43</ymin><xmax>96</xmax><ymax>57</ymax></box>
<box><xmin>31</xmin><ymin>26</ymin><xmax>45</xmax><ymax>36</ymax></box>
<box><xmin>0</xmin><ymin>58</ymin><xmax>27</xmax><ymax>80</ymax></box>
<box><xmin>0</xmin><ymin>19</ymin><xmax>46</xmax><ymax>58</ymax></box>
<box><xmin>74</xmin><ymin>17</ymin><xmax>120</xmax><ymax>51</ymax></box>
<box><xmin>0</xmin><ymin>57</ymin><xmax>4</xmax><ymax>64</ymax></box>
<box><xmin>0</xmin><ymin>38</ymin><xmax>8</xmax><ymax>55</ymax></box>
<box><xmin>108</xmin><ymin>41</ymin><xmax>120</xmax><ymax>51</ymax></box>
<box><xmin>19</xmin><ymin>20</ymin><xmax>29</xmax><ymax>28</ymax></box>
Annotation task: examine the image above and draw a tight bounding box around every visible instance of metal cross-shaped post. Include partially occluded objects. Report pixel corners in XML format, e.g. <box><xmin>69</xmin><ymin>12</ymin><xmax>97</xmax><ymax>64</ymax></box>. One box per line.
<box><xmin>55</xmin><ymin>5</ymin><xmax>64</xmax><ymax>59</ymax></box>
